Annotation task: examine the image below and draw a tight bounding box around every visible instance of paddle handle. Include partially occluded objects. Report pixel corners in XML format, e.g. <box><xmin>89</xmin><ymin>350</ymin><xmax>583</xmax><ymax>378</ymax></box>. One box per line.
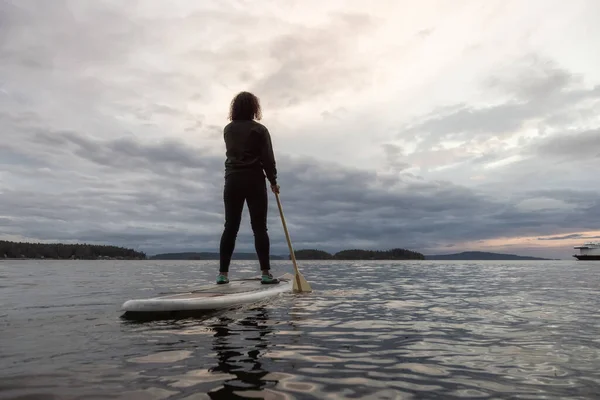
<box><xmin>275</xmin><ymin>192</ymin><xmax>300</xmax><ymax>276</ymax></box>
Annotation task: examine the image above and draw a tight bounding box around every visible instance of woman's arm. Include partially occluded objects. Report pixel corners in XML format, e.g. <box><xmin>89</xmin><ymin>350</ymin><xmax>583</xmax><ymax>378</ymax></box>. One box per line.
<box><xmin>260</xmin><ymin>126</ymin><xmax>278</xmax><ymax>187</ymax></box>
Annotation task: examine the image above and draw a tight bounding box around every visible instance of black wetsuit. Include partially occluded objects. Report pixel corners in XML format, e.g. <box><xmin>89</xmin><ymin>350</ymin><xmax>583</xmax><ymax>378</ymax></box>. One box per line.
<box><xmin>219</xmin><ymin>119</ymin><xmax>278</xmax><ymax>273</ymax></box>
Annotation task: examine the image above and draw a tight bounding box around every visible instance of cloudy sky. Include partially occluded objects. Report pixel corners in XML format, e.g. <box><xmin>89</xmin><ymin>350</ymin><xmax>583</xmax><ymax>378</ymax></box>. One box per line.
<box><xmin>1</xmin><ymin>0</ymin><xmax>599</xmax><ymax>259</ymax></box>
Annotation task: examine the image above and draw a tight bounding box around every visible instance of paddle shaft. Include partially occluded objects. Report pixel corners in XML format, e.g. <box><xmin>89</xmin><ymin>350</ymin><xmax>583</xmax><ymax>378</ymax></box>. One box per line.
<box><xmin>274</xmin><ymin>192</ymin><xmax>303</xmax><ymax>289</ymax></box>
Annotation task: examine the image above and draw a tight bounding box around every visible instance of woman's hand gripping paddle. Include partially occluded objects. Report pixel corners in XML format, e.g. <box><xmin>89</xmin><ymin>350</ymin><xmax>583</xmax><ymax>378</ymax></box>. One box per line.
<box><xmin>274</xmin><ymin>191</ymin><xmax>313</xmax><ymax>293</ymax></box>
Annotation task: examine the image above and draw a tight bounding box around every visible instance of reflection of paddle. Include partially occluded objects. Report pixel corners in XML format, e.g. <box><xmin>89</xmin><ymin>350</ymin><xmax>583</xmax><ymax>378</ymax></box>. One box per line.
<box><xmin>274</xmin><ymin>192</ymin><xmax>313</xmax><ymax>293</ymax></box>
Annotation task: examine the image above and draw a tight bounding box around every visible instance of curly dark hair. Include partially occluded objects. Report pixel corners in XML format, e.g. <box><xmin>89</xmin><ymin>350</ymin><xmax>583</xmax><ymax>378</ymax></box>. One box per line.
<box><xmin>228</xmin><ymin>91</ymin><xmax>262</xmax><ymax>121</ymax></box>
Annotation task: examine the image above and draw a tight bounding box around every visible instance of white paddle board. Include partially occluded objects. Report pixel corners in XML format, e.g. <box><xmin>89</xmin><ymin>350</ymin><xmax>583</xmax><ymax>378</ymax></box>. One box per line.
<box><xmin>121</xmin><ymin>273</ymin><xmax>293</xmax><ymax>313</ymax></box>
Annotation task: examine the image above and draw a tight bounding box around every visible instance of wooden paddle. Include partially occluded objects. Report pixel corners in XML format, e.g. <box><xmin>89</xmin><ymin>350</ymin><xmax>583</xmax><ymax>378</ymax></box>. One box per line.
<box><xmin>274</xmin><ymin>192</ymin><xmax>312</xmax><ymax>293</ymax></box>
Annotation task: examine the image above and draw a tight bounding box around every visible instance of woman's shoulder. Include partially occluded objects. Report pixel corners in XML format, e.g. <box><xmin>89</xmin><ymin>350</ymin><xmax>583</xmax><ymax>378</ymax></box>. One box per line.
<box><xmin>225</xmin><ymin>119</ymin><xmax>268</xmax><ymax>132</ymax></box>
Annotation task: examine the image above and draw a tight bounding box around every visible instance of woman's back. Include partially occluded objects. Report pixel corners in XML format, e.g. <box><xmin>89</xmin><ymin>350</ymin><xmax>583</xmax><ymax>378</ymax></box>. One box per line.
<box><xmin>223</xmin><ymin>119</ymin><xmax>277</xmax><ymax>185</ymax></box>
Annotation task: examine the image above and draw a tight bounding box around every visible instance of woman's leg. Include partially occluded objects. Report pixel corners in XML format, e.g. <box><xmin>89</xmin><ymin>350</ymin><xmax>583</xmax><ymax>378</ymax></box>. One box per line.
<box><xmin>219</xmin><ymin>175</ymin><xmax>245</xmax><ymax>276</ymax></box>
<box><xmin>246</xmin><ymin>174</ymin><xmax>272</xmax><ymax>273</ymax></box>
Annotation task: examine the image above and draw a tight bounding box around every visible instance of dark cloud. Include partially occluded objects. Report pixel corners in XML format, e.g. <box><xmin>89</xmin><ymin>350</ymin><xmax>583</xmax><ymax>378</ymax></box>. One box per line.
<box><xmin>539</xmin><ymin>234</ymin><xmax>583</xmax><ymax>241</ymax></box>
<box><xmin>2</xmin><ymin>128</ymin><xmax>600</xmax><ymax>258</ymax></box>
<box><xmin>534</xmin><ymin>128</ymin><xmax>600</xmax><ymax>160</ymax></box>
<box><xmin>404</xmin><ymin>103</ymin><xmax>528</xmax><ymax>144</ymax></box>
<box><xmin>538</xmin><ymin>234</ymin><xmax>600</xmax><ymax>241</ymax></box>
<box><xmin>382</xmin><ymin>144</ymin><xmax>411</xmax><ymax>172</ymax></box>
<box><xmin>399</xmin><ymin>56</ymin><xmax>600</xmax><ymax>152</ymax></box>
<box><xmin>416</xmin><ymin>28</ymin><xmax>434</xmax><ymax>38</ymax></box>
<box><xmin>484</xmin><ymin>56</ymin><xmax>578</xmax><ymax>100</ymax></box>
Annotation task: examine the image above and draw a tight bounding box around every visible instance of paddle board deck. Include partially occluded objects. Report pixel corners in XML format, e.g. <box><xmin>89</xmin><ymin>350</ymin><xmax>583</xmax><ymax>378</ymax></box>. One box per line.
<box><xmin>121</xmin><ymin>273</ymin><xmax>293</xmax><ymax>313</ymax></box>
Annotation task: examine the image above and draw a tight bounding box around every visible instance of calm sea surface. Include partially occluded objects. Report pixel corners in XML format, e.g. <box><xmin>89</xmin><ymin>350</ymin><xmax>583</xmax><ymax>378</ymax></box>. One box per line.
<box><xmin>1</xmin><ymin>259</ymin><xmax>599</xmax><ymax>399</ymax></box>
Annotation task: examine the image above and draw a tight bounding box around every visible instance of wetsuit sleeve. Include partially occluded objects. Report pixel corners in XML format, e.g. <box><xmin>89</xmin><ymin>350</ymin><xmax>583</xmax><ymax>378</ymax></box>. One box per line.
<box><xmin>260</xmin><ymin>126</ymin><xmax>278</xmax><ymax>186</ymax></box>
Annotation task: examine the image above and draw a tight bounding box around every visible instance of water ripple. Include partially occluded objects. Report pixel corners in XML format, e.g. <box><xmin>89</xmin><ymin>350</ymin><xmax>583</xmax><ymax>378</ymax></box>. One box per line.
<box><xmin>1</xmin><ymin>260</ymin><xmax>599</xmax><ymax>399</ymax></box>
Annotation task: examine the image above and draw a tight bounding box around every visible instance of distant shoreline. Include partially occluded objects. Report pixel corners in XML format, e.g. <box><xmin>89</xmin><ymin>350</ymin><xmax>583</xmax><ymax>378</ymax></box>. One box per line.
<box><xmin>0</xmin><ymin>257</ymin><xmax>144</xmax><ymax>261</ymax></box>
<box><xmin>1</xmin><ymin>239</ymin><xmax>557</xmax><ymax>261</ymax></box>
<box><xmin>1</xmin><ymin>240</ymin><xmax>146</xmax><ymax>260</ymax></box>
<box><xmin>145</xmin><ymin>249</ymin><xmax>556</xmax><ymax>261</ymax></box>
<box><xmin>424</xmin><ymin>251</ymin><xmax>554</xmax><ymax>261</ymax></box>
<box><xmin>150</xmin><ymin>248</ymin><xmax>426</xmax><ymax>261</ymax></box>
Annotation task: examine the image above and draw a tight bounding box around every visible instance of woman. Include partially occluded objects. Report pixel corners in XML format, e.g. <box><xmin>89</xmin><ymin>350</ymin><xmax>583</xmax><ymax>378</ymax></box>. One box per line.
<box><xmin>217</xmin><ymin>91</ymin><xmax>280</xmax><ymax>285</ymax></box>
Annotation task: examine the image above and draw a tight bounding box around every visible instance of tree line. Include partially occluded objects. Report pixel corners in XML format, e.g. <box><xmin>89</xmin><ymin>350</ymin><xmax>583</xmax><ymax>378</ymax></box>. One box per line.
<box><xmin>0</xmin><ymin>240</ymin><xmax>146</xmax><ymax>260</ymax></box>
<box><xmin>292</xmin><ymin>248</ymin><xmax>425</xmax><ymax>260</ymax></box>
<box><xmin>150</xmin><ymin>252</ymin><xmax>285</xmax><ymax>260</ymax></box>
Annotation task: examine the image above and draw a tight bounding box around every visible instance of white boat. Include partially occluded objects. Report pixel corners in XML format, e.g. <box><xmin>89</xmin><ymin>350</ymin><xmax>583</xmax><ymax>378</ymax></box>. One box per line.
<box><xmin>573</xmin><ymin>242</ymin><xmax>600</xmax><ymax>260</ymax></box>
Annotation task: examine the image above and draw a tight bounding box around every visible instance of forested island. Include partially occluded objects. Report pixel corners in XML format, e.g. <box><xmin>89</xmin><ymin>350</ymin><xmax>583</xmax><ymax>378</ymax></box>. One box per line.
<box><xmin>149</xmin><ymin>248</ymin><xmax>424</xmax><ymax>260</ymax></box>
<box><xmin>424</xmin><ymin>251</ymin><xmax>553</xmax><ymax>260</ymax></box>
<box><xmin>0</xmin><ymin>240</ymin><xmax>146</xmax><ymax>260</ymax></box>
<box><xmin>0</xmin><ymin>240</ymin><xmax>551</xmax><ymax>262</ymax></box>
<box><xmin>293</xmin><ymin>248</ymin><xmax>425</xmax><ymax>260</ymax></box>
<box><xmin>150</xmin><ymin>252</ymin><xmax>285</xmax><ymax>260</ymax></box>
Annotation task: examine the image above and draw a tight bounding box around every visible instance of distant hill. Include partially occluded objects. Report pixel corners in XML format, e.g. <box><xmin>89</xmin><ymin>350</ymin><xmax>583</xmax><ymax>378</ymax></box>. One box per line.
<box><xmin>293</xmin><ymin>249</ymin><xmax>334</xmax><ymax>260</ymax></box>
<box><xmin>149</xmin><ymin>252</ymin><xmax>285</xmax><ymax>260</ymax></box>
<box><xmin>0</xmin><ymin>240</ymin><xmax>146</xmax><ymax>260</ymax></box>
<box><xmin>424</xmin><ymin>251</ymin><xmax>552</xmax><ymax>261</ymax></box>
<box><xmin>151</xmin><ymin>248</ymin><xmax>425</xmax><ymax>261</ymax></box>
<box><xmin>150</xmin><ymin>249</ymin><xmax>549</xmax><ymax>261</ymax></box>
<box><xmin>293</xmin><ymin>248</ymin><xmax>425</xmax><ymax>260</ymax></box>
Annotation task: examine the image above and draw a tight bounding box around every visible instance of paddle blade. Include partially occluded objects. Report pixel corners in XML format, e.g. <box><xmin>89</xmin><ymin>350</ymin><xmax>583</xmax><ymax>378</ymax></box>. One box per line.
<box><xmin>293</xmin><ymin>272</ymin><xmax>312</xmax><ymax>293</ymax></box>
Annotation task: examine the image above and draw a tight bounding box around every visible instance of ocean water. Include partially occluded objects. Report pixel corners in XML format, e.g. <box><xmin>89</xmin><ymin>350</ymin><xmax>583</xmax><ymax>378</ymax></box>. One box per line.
<box><xmin>1</xmin><ymin>259</ymin><xmax>599</xmax><ymax>399</ymax></box>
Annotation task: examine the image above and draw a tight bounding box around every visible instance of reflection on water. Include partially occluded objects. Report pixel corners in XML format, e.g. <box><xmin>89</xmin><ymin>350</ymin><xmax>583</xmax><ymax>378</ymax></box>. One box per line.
<box><xmin>1</xmin><ymin>260</ymin><xmax>600</xmax><ymax>399</ymax></box>
<box><xmin>208</xmin><ymin>309</ymin><xmax>275</xmax><ymax>398</ymax></box>
<box><xmin>117</xmin><ymin>305</ymin><xmax>298</xmax><ymax>399</ymax></box>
